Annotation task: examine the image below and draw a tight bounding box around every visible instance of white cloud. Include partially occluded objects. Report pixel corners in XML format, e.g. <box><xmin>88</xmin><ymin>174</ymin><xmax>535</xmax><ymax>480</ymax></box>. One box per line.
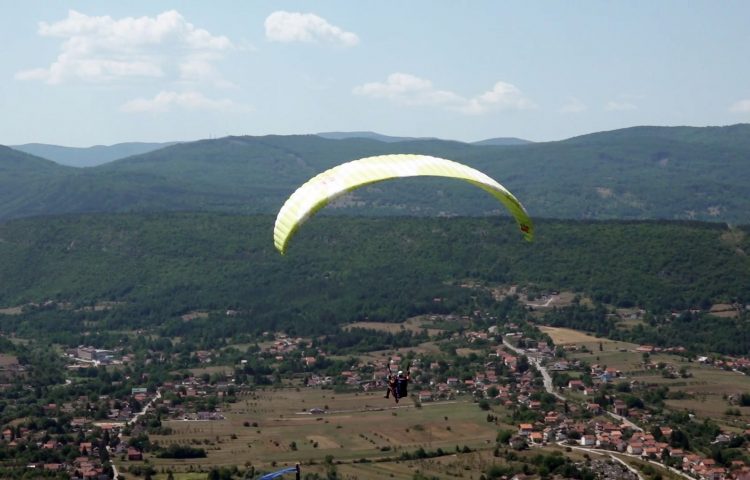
<box><xmin>265</xmin><ymin>11</ymin><xmax>359</xmax><ymax>46</ymax></box>
<box><xmin>177</xmin><ymin>52</ymin><xmax>236</xmax><ymax>87</ymax></box>
<box><xmin>120</xmin><ymin>91</ymin><xmax>238</xmax><ymax>113</ymax></box>
<box><xmin>353</xmin><ymin>73</ymin><xmax>459</xmax><ymax>105</ymax></box>
<box><xmin>729</xmin><ymin>99</ymin><xmax>750</xmax><ymax>113</ymax></box>
<box><xmin>463</xmin><ymin>81</ymin><xmax>536</xmax><ymax>114</ymax></box>
<box><xmin>353</xmin><ymin>73</ymin><xmax>534</xmax><ymax>114</ymax></box>
<box><xmin>16</xmin><ymin>10</ymin><xmax>233</xmax><ymax>85</ymax></box>
<box><xmin>604</xmin><ymin>100</ymin><xmax>637</xmax><ymax>111</ymax></box>
<box><xmin>559</xmin><ymin>97</ymin><xmax>587</xmax><ymax>113</ymax></box>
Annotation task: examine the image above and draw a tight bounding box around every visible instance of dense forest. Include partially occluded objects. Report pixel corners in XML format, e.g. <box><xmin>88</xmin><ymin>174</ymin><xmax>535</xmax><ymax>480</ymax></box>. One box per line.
<box><xmin>542</xmin><ymin>303</ymin><xmax>750</xmax><ymax>356</ymax></box>
<box><xmin>0</xmin><ymin>213</ymin><xmax>747</xmax><ymax>350</ymax></box>
<box><xmin>2</xmin><ymin>124</ymin><xmax>750</xmax><ymax>223</ymax></box>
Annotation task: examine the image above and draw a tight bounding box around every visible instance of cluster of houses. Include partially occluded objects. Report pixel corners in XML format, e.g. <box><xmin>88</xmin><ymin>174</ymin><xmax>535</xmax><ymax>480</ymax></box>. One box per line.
<box><xmin>1</xmin><ymin>425</ymin><xmax>113</xmax><ymax>479</ymax></box>
<box><xmin>516</xmin><ymin>393</ymin><xmax>660</xmax><ymax>448</ymax></box>
<box><xmin>290</xmin><ymin>326</ymin><xmax>567</xmax><ymax>409</ymax></box>
<box><xmin>564</xmin><ymin>364</ymin><xmax>630</xmax><ymax>397</ymax></box>
<box><xmin>630</xmin><ymin>345</ymin><xmax>750</xmax><ymax>378</ymax></box>
<box><xmin>681</xmin><ymin>454</ymin><xmax>750</xmax><ymax>480</ymax></box>
<box><xmin>4</xmin><ymin>307</ymin><xmax>749</xmax><ymax>480</ymax></box>
<box><xmin>605</xmin><ymin>428</ymin><xmax>750</xmax><ymax>480</ymax></box>
<box><xmin>65</xmin><ymin>345</ymin><xmax>128</xmax><ymax>367</ymax></box>
<box><xmin>262</xmin><ymin>333</ymin><xmax>307</xmax><ymax>357</ymax></box>
<box><xmin>504</xmin><ymin>338</ymin><xmax>750</xmax><ymax>480</ymax></box>
<box><xmin>253</xmin><ymin>323</ymin><xmax>750</xmax><ymax>480</ymax></box>
<box><xmin>30</xmin><ymin>455</ymin><xmax>110</xmax><ymax>480</ymax></box>
<box><xmin>0</xmin><ymin>380</ymin><xmax>165</xmax><ymax>477</ymax></box>
<box><xmin>514</xmin><ymin>416</ymin><xmax>630</xmax><ymax>448</ymax></box>
<box><xmin>11</xmin><ymin>393</ymin><xmax>147</xmax><ymax>425</ymax></box>
<box><xmin>636</xmin><ymin>345</ymin><xmax>750</xmax><ymax>377</ymax></box>
<box><xmin>512</xmin><ymin>416</ymin><xmax>750</xmax><ymax>480</ymax></box>
<box><xmin>306</xmin><ymin>374</ymin><xmax>334</xmax><ymax>387</ymax></box>
<box><xmin>334</xmin><ymin>340</ymin><xmax>555</xmax><ymax>407</ymax></box>
<box><xmin>160</xmin><ymin>376</ymin><xmax>237</xmax><ymax>403</ymax></box>
<box><xmin>696</xmin><ymin>355</ymin><xmax>750</xmax><ymax>376</ymax></box>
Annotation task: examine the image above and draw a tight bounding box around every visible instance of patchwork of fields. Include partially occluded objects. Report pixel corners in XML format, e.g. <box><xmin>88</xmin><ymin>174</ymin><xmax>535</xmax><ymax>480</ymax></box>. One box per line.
<box><xmin>133</xmin><ymin>389</ymin><xmax>511</xmax><ymax>477</ymax></box>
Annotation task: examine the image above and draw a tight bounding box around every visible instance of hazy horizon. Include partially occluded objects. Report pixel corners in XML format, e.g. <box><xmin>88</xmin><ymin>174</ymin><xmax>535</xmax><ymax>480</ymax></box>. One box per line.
<box><xmin>6</xmin><ymin>122</ymin><xmax>749</xmax><ymax>150</ymax></box>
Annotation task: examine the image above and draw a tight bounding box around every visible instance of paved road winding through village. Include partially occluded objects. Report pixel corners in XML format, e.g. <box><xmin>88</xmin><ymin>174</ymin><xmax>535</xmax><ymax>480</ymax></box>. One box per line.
<box><xmin>503</xmin><ymin>338</ymin><xmax>642</xmax><ymax>432</ymax></box>
<box><xmin>109</xmin><ymin>389</ymin><xmax>162</xmax><ymax>479</ymax></box>
<box><xmin>502</xmin><ymin>338</ymin><xmax>564</xmax><ymax>401</ymax></box>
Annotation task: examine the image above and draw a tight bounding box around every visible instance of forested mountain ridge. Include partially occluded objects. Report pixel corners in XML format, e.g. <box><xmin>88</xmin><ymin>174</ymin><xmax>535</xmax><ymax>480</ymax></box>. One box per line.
<box><xmin>0</xmin><ymin>145</ymin><xmax>68</xmax><ymax>174</ymax></box>
<box><xmin>1</xmin><ymin>124</ymin><xmax>749</xmax><ymax>222</ymax></box>
<box><xmin>563</xmin><ymin>123</ymin><xmax>750</xmax><ymax>149</ymax></box>
<box><xmin>0</xmin><ymin>214</ymin><xmax>747</xmax><ymax>338</ymax></box>
<box><xmin>0</xmin><ymin>146</ymin><xmax>77</xmax><ymax>219</ymax></box>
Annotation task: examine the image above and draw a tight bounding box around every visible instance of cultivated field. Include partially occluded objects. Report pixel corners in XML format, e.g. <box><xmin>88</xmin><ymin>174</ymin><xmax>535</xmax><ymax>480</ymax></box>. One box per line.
<box><xmin>122</xmin><ymin>388</ymin><xmax>512</xmax><ymax>478</ymax></box>
<box><xmin>540</xmin><ymin>326</ymin><xmax>636</xmax><ymax>350</ymax></box>
<box><xmin>344</xmin><ymin>316</ymin><xmax>447</xmax><ymax>337</ymax></box>
<box><xmin>353</xmin><ymin>341</ymin><xmax>445</xmax><ymax>363</ymax></box>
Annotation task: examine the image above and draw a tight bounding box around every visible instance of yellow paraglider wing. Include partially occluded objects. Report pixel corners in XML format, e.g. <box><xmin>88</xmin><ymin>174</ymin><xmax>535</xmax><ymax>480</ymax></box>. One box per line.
<box><xmin>273</xmin><ymin>154</ymin><xmax>533</xmax><ymax>254</ymax></box>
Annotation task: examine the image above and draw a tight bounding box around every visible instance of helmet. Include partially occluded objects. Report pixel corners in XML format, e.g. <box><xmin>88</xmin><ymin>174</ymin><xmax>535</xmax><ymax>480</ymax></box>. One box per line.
<box><xmin>398</xmin><ymin>370</ymin><xmax>403</xmax><ymax>375</ymax></box>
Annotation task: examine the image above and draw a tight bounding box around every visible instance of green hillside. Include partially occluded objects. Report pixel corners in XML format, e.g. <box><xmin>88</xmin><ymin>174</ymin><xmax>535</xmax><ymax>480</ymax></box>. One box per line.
<box><xmin>0</xmin><ymin>213</ymin><xmax>747</xmax><ymax>339</ymax></box>
<box><xmin>2</xmin><ymin>124</ymin><xmax>749</xmax><ymax>222</ymax></box>
<box><xmin>0</xmin><ymin>146</ymin><xmax>76</xmax><ymax>219</ymax></box>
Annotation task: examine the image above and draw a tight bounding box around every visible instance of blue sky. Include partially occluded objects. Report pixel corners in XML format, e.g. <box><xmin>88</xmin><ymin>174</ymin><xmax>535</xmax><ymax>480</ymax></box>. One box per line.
<box><xmin>1</xmin><ymin>1</ymin><xmax>749</xmax><ymax>146</ymax></box>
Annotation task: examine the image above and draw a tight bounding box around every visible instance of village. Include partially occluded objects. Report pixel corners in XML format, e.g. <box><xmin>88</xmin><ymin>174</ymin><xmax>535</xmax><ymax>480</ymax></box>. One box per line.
<box><xmin>504</xmin><ymin>336</ymin><xmax>750</xmax><ymax>480</ymax></box>
<box><xmin>1</xmin><ymin>303</ymin><xmax>750</xmax><ymax>480</ymax></box>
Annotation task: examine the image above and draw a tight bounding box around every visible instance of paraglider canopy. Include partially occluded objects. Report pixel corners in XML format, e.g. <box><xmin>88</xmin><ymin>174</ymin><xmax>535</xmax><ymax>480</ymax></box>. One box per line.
<box><xmin>257</xmin><ymin>464</ymin><xmax>300</xmax><ymax>479</ymax></box>
<box><xmin>273</xmin><ymin>154</ymin><xmax>533</xmax><ymax>254</ymax></box>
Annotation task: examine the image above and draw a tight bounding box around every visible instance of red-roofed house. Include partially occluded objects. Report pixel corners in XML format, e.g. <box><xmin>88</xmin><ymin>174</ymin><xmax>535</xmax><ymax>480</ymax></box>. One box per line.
<box><xmin>580</xmin><ymin>435</ymin><xmax>596</xmax><ymax>446</ymax></box>
<box><xmin>568</xmin><ymin>380</ymin><xmax>584</xmax><ymax>390</ymax></box>
<box><xmin>127</xmin><ymin>447</ymin><xmax>143</xmax><ymax>461</ymax></box>
<box><xmin>518</xmin><ymin>424</ymin><xmax>533</xmax><ymax>436</ymax></box>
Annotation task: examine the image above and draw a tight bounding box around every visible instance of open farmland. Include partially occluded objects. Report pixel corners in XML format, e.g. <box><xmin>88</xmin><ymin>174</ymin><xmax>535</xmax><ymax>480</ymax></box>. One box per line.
<box><xmin>540</xmin><ymin>326</ymin><xmax>637</xmax><ymax>350</ymax></box>
<box><xmin>132</xmin><ymin>388</ymin><xmax>510</xmax><ymax>476</ymax></box>
<box><xmin>150</xmin><ymin>474</ymin><xmax>206</xmax><ymax>480</ymax></box>
<box><xmin>311</xmin><ymin>449</ymin><xmax>541</xmax><ymax>480</ymax></box>
<box><xmin>352</xmin><ymin>341</ymin><xmax>445</xmax><ymax>363</ymax></box>
<box><xmin>344</xmin><ymin>315</ymin><xmax>448</xmax><ymax>337</ymax></box>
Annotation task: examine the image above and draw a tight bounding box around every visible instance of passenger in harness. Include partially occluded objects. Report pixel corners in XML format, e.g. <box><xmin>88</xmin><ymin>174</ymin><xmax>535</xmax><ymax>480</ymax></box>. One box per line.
<box><xmin>384</xmin><ymin>361</ymin><xmax>398</xmax><ymax>401</ymax></box>
<box><xmin>395</xmin><ymin>369</ymin><xmax>410</xmax><ymax>400</ymax></box>
<box><xmin>384</xmin><ymin>371</ymin><xmax>398</xmax><ymax>401</ymax></box>
<box><xmin>384</xmin><ymin>360</ymin><xmax>410</xmax><ymax>403</ymax></box>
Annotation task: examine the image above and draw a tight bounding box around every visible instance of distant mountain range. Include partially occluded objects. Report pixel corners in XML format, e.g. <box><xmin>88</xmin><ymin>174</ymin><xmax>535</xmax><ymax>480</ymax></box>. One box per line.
<box><xmin>1</xmin><ymin>124</ymin><xmax>749</xmax><ymax>223</ymax></box>
<box><xmin>471</xmin><ymin>137</ymin><xmax>534</xmax><ymax>146</ymax></box>
<box><xmin>10</xmin><ymin>141</ymin><xmax>179</xmax><ymax>167</ymax></box>
<box><xmin>317</xmin><ymin>131</ymin><xmax>533</xmax><ymax>146</ymax></box>
<box><xmin>316</xmin><ymin>131</ymin><xmax>426</xmax><ymax>143</ymax></box>
<box><xmin>10</xmin><ymin>134</ymin><xmax>532</xmax><ymax>166</ymax></box>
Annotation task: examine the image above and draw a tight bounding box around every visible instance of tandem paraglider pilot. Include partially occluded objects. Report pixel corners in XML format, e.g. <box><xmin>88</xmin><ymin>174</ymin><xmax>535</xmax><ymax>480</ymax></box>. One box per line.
<box><xmin>384</xmin><ymin>365</ymin><xmax>410</xmax><ymax>403</ymax></box>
